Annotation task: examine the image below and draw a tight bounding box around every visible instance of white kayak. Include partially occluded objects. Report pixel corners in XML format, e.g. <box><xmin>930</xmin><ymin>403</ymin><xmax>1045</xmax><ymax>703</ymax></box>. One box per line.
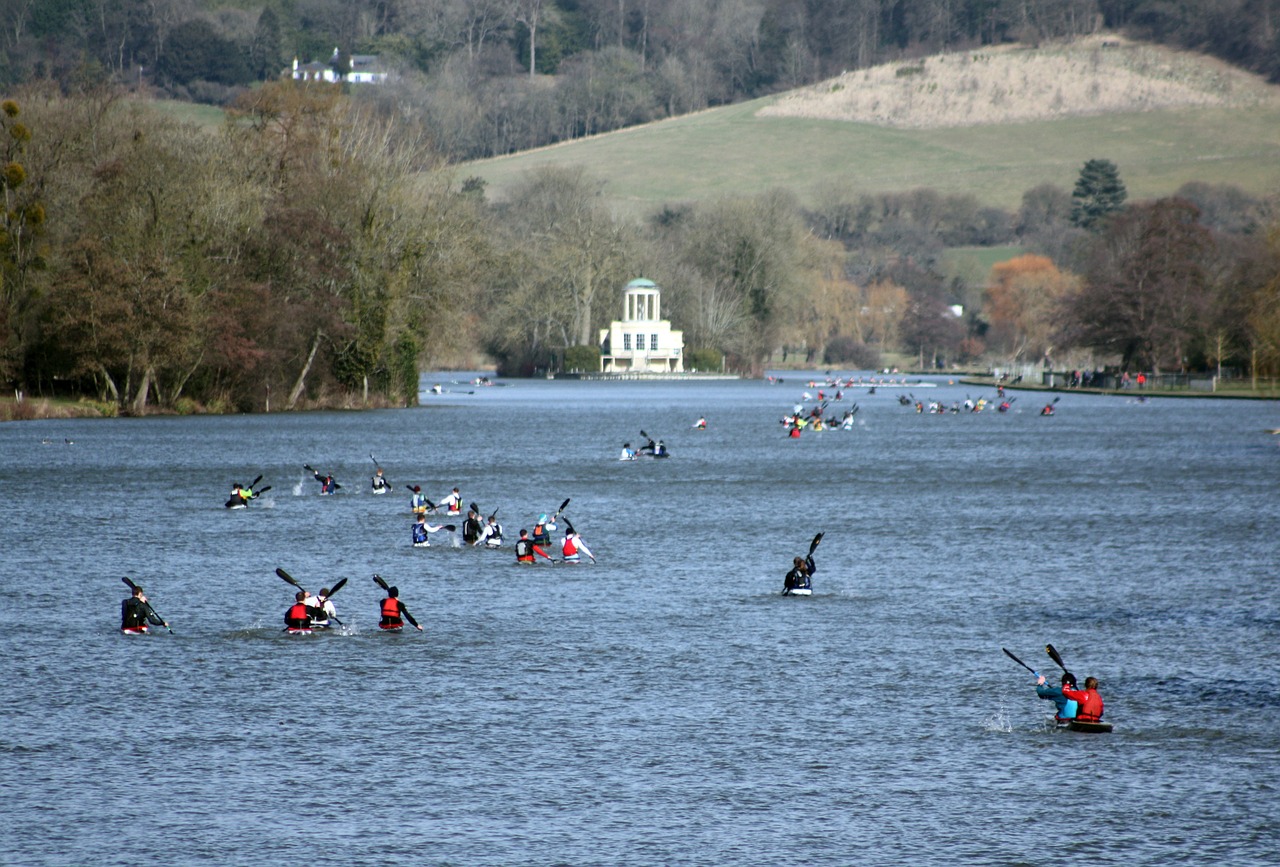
<box><xmin>783</xmin><ymin>588</ymin><xmax>812</xmax><ymax>596</ymax></box>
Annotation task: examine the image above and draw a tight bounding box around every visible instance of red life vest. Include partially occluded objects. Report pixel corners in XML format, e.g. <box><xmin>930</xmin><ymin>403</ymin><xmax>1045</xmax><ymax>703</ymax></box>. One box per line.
<box><xmin>1062</xmin><ymin>686</ymin><xmax>1104</xmax><ymax>721</ymax></box>
<box><xmin>381</xmin><ymin>597</ymin><xmax>402</xmax><ymax>626</ymax></box>
<box><xmin>563</xmin><ymin>537</ymin><xmax>577</xmax><ymax>557</ymax></box>
<box><xmin>287</xmin><ymin>603</ymin><xmax>309</xmax><ymax>621</ymax></box>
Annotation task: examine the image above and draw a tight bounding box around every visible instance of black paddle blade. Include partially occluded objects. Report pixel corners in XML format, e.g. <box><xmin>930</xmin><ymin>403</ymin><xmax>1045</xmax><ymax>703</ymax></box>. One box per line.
<box><xmin>304</xmin><ymin>464</ymin><xmax>315</xmax><ymax>473</ymax></box>
<box><xmin>250</xmin><ymin>474</ymin><xmax>263</xmax><ymax>488</ymax></box>
<box><xmin>563</xmin><ymin>517</ymin><xmax>576</xmax><ymax>536</ymax></box>
<box><xmin>1003</xmin><ymin>647</ymin><xmax>1036</xmax><ymax>673</ymax></box>
<box><xmin>275</xmin><ymin>567</ymin><xmax>303</xmax><ymax>589</ymax></box>
<box><xmin>557</xmin><ymin>497</ymin><xmax>571</xmax><ymax>516</ymax></box>
<box><xmin>121</xmin><ymin>576</ymin><xmax>138</xmax><ymax>590</ymax></box>
<box><xmin>442</xmin><ymin>524</ymin><xmax>457</xmax><ymax>532</ymax></box>
<box><xmin>373</xmin><ymin>573</ymin><xmax>389</xmax><ymax>591</ymax></box>
<box><xmin>327</xmin><ymin>577</ymin><xmax>348</xmax><ymax>597</ymax></box>
<box><xmin>255</xmin><ymin>485</ymin><xmax>272</xmax><ymax>495</ymax></box>
<box><xmin>370</xmin><ymin>453</ymin><xmax>379</xmax><ymax>467</ymax></box>
<box><xmin>639</xmin><ymin>430</ymin><xmax>648</xmax><ymax>439</ymax></box>
<box><xmin>488</xmin><ymin>508</ymin><xmax>498</xmax><ymax>521</ymax></box>
<box><xmin>1045</xmin><ymin>644</ymin><xmax>1068</xmax><ymax>671</ymax></box>
<box><xmin>809</xmin><ymin>532</ymin><xmax>824</xmax><ymax>555</ymax></box>
<box><xmin>470</xmin><ymin>502</ymin><xmax>480</xmax><ymax>516</ymax></box>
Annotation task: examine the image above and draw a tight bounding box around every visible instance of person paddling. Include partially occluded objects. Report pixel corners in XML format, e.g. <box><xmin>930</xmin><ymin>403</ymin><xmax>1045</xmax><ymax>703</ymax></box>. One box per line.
<box><xmin>371</xmin><ymin>467</ymin><xmax>389</xmax><ymax>493</ymax></box>
<box><xmin>440</xmin><ymin>486</ymin><xmax>462</xmax><ymax>516</ymax></box>
<box><xmin>782</xmin><ymin>533</ymin><xmax>821</xmax><ymax>595</ymax></box>
<box><xmin>410</xmin><ymin>485</ymin><xmax>429</xmax><ymax>516</ymax></box>
<box><xmin>620</xmin><ymin>442</ymin><xmax>637</xmax><ymax>461</ymax></box>
<box><xmin>462</xmin><ymin>509</ymin><xmax>483</xmax><ymax>545</ymax></box>
<box><xmin>1061</xmin><ymin>675</ymin><xmax>1105</xmax><ymax>722</ymax></box>
<box><xmin>561</xmin><ymin>527</ymin><xmax>595</xmax><ymax>564</ymax></box>
<box><xmin>515</xmin><ymin>529</ymin><xmax>555</xmax><ymax>564</ymax></box>
<box><xmin>1036</xmin><ymin>672</ymin><xmax>1080</xmax><ymax>723</ymax></box>
<box><xmin>308</xmin><ymin>587</ymin><xmax>338</xmax><ymax>629</ymax></box>
<box><xmin>307</xmin><ymin>466</ymin><xmax>339</xmax><ymax>495</ymax></box>
<box><xmin>378</xmin><ymin>584</ymin><xmax>422</xmax><ymax>632</ymax></box>
<box><xmin>476</xmin><ymin>514</ymin><xmax>504</xmax><ymax>548</ymax></box>
<box><xmin>412</xmin><ymin>513</ymin><xmax>450</xmax><ymax>547</ymax></box>
<box><xmin>531</xmin><ymin>513</ymin><xmax>556</xmax><ymax>548</ymax></box>
<box><xmin>121</xmin><ymin>583</ymin><xmax>168</xmax><ymax>634</ymax></box>
<box><xmin>284</xmin><ymin>590</ymin><xmax>313</xmax><ymax>633</ymax></box>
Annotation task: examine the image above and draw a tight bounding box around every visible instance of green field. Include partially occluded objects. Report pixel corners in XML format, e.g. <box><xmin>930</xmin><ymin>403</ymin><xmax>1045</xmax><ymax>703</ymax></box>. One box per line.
<box><xmin>466</xmin><ymin>98</ymin><xmax>1280</xmax><ymax>214</ymax></box>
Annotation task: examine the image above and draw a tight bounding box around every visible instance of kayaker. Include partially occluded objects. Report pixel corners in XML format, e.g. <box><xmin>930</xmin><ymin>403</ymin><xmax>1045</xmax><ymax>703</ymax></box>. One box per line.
<box><xmin>620</xmin><ymin>442</ymin><xmax>636</xmax><ymax>461</ymax></box>
<box><xmin>531</xmin><ymin>513</ymin><xmax>556</xmax><ymax>548</ymax></box>
<box><xmin>561</xmin><ymin>528</ymin><xmax>595</xmax><ymax>564</ymax></box>
<box><xmin>654</xmin><ymin>439</ymin><xmax>668</xmax><ymax>457</ymax></box>
<box><xmin>308</xmin><ymin>587</ymin><xmax>338</xmax><ymax>628</ymax></box>
<box><xmin>310</xmin><ymin>468</ymin><xmax>338</xmax><ymax>494</ymax></box>
<box><xmin>440</xmin><ymin>486</ymin><xmax>462</xmax><ymax>516</ymax></box>
<box><xmin>226</xmin><ymin>482</ymin><xmax>252</xmax><ymax>508</ymax></box>
<box><xmin>693</xmin><ymin>416</ymin><xmax>706</xmax><ymax>429</ymax></box>
<box><xmin>1041</xmin><ymin>402</ymin><xmax>1055</xmax><ymax>416</ymax></box>
<box><xmin>371</xmin><ymin>467</ymin><xmax>389</xmax><ymax>493</ymax></box>
<box><xmin>379</xmin><ymin>585</ymin><xmax>422</xmax><ymax>632</ymax></box>
<box><xmin>462</xmin><ymin>509</ymin><xmax>483</xmax><ymax>545</ymax></box>
<box><xmin>284</xmin><ymin>590</ymin><xmax>312</xmax><ymax>631</ymax></box>
<box><xmin>782</xmin><ymin>552</ymin><xmax>815</xmax><ymax>595</ymax></box>
<box><xmin>516</xmin><ymin>529</ymin><xmax>555</xmax><ymax>564</ymax></box>
<box><xmin>639</xmin><ymin>435</ymin><xmax>657</xmax><ymax>455</ymax></box>
<box><xmin>1035</xmin><ymin>672</ymin><xmax>1080</xmax><ymax>722</ymax></box>
<box><xmin>121</xmin><ymin>584</ymin><xmax>167</xmax><ymax>634</ymax></box>
<box><xmin>410</xmin><ymin>485</ymin><xmax>429</xmax><ymax>515</ymax></box>
<box><xmin>411</xmin><ymin>513</ymin><xmax>448</xmax><ymax>547</ymax></box>
<box><xmin>1061</xmin><ymin>676</ymin><xmax>1105</xmax><ymax>722</ymax></box>
<box><xmin>476</xmin><ymin>515</ymin><xmax>503</xmax><ymax>548</ymax></box>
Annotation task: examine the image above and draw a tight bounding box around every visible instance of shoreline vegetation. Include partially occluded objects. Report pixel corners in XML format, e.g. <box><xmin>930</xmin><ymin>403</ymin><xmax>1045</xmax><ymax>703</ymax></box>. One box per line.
<box><xmin>6</xmin><ymin>369</ymin><xmax>1276</xmax><ymax>422</ymax></box>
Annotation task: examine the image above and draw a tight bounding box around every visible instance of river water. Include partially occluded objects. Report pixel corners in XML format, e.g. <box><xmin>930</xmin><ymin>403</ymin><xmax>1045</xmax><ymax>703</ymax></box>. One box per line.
<box><xmin>2</xmin><ymin>374</ymin><xmax>1277</xmax><ymax>865</ymax></box>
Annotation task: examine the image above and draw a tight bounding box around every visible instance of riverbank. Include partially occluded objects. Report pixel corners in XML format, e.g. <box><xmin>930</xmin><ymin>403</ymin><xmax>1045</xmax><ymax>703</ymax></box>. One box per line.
<box><xmin>960</xmin><ymin>375</ymin><xmax>1280</xmax><ymax>400</ymax></box>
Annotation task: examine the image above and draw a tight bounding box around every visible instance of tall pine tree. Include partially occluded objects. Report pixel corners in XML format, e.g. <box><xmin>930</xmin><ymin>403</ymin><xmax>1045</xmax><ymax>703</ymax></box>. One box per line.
<box><xmin>1071</xmin><ymin>158</ymin><xmax>1127</xmax><ymax>230</ymax></box>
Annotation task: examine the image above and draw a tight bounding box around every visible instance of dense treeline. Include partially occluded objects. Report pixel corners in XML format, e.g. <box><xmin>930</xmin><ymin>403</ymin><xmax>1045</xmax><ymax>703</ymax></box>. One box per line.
<box><xmin>3</xmin><ymin>1</ymin><xmax>1280</xmax><ymax>160</ymax></box>
<box><xmin>3</xmin><ymin>86</ymin><xmax>1279</xmax><ymax>417</ymax></box>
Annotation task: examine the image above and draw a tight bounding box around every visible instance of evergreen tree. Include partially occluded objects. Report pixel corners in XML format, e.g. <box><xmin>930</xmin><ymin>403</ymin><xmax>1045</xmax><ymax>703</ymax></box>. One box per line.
<box><xmin>1071</xmin><ymin>158</ymin><xmax>1127</xmax><ymax>230</ymax></box>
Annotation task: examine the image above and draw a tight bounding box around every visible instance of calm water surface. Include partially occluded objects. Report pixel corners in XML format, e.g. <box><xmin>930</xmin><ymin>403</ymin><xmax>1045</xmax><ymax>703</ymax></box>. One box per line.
<box><xmin>2</xmin><ymin>375</ymin><xmax>1278</xmax><ymax>865</ymax></box>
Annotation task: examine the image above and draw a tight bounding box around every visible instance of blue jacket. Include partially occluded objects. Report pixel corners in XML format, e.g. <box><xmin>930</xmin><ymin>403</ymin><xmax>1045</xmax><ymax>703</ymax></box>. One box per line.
<box><xmin>1036</xmin><ymin>682</ymin><xmax>1078</xmax><ymax>720</ymax></box>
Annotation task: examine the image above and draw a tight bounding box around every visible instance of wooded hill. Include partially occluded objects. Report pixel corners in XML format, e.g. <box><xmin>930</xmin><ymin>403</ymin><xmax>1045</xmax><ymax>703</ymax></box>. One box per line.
<box><xmin>5</xmin><ymin>1</ymin><xmax>1280</xmax><ymax>163</ymax></box>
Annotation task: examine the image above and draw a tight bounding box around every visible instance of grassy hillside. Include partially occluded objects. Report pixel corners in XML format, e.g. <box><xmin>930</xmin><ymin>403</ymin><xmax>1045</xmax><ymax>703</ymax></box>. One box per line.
<box><xmin>467</xmin><ymin>38</ymin><xmax>1280</xmax><ymax>214</ymax></box>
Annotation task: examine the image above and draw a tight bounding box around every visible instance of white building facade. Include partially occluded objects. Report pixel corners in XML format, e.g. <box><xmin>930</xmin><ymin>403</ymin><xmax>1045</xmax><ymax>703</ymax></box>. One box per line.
<box><xmin>598</xmin><ymin>279</ymin><xmax>684</xmax><ymax>373</ymax></box>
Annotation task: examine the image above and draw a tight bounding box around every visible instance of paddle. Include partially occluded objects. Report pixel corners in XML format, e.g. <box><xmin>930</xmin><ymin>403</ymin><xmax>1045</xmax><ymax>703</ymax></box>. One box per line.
<box><xmin>372</xmin><ymin>573</ymin><xmax>421</xmax><ymax>630</ymax></box>
<box><xmin>275</xmin><ymin>566</ymin><xmax>304</xmax><ymax>591</ymax></box>
<box><xmin>1045</xmin><ymin>643</ymin><xmax>1070</xmax><ymax>673</ymax></box>
<box><xmin>121</xmin><ymin>576</ymin><xmax>172</xmax><ymax>633</ymax></box>
<box><xmin>808</xmin><ymin>532</ymin><xmax>824</xmax><ymax>557</ymax></box>
<box><xmin>552</xmin><ymin>497</ymin><xmax>571</xmax><ymax>521</ymax></box>
<box><xmin>254</xmin><ymin>485</ymin><xmax>272</xmax><ymax>497</ymax></box>
<box><xmin>1002</xmin><ymin>647</ymin><xmax>1037</xmax><ymax>675</ymax></box>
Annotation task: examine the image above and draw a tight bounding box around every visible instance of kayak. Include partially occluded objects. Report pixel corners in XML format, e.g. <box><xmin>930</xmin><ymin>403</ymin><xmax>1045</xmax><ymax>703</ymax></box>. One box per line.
<box><xmin>412</xmin><ymin>541</ymin><xmax>430</xmax><ymax>548</ymax></box>
<box><xmin>285</xmin><ymin>627</ymin><xmax>313</xmax><ymax>636</ymax></box>
<box><xmin>783</xmin><ymin>588</ymin><xmax>812</xmax><ymax>596</ymax></box>
<box><xmin>121</xmin><ymin>626</ymin><xmax>150</xmax><ymax>636</ymax></box>
<box><xmin>1067</xmin><ymin>719</ymin><xmax>1113</xmax><ymax>734</ymax></box>
<box><xmin>371</xmin><ymin>487</ymin><xmax>388</xmax><ymax>495</ymax></box>
<box><xmin>225</xmin><ymin>502</ymin><xmax>247</xmax><ymax>510</ymax></box>
<box><xmin>378</xmin><ymin>624</ymin><xmax>404</xmax><ymax>633</ymax></box>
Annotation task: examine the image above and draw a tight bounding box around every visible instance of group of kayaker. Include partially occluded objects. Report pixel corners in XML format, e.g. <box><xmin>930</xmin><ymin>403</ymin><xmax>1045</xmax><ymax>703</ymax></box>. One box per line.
<box><xmin>1034</xmin><ymin>671</ymin><xmax>1105</xmax><ymax>724</ymax></box>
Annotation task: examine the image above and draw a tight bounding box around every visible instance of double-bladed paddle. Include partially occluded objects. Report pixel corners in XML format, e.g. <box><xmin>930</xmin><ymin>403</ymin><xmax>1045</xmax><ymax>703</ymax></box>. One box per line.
<box><xmin>1002</xmin><ymin>647</ymin><xmax>1037</xmax><ymax>675</ymax></box>
<box><xmin>121</xmin><ymin>576</ymin><xmax>172</xmax><ymax>633</ymax></box>
<box><xmin>1045</xmin><ymin>644</ymin><xmax>1070</xmax><ymax>673</ymax></box>
<box><xmin>808</xmin><ymin>532</ymin><xmax>824</xmax><ymax>556</ymax></box>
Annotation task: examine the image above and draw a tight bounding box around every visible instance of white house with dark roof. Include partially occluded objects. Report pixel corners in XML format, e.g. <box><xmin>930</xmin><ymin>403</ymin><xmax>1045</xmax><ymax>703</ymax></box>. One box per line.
<box><xmin>598</xmin><ymin>279</ymin><xmax>684</xmax><ymax>373</ymax></box>
<box><xmin>289</xmin><ymin>49</ymin><xmax>389</xmax><ymax>84</ymax></box>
